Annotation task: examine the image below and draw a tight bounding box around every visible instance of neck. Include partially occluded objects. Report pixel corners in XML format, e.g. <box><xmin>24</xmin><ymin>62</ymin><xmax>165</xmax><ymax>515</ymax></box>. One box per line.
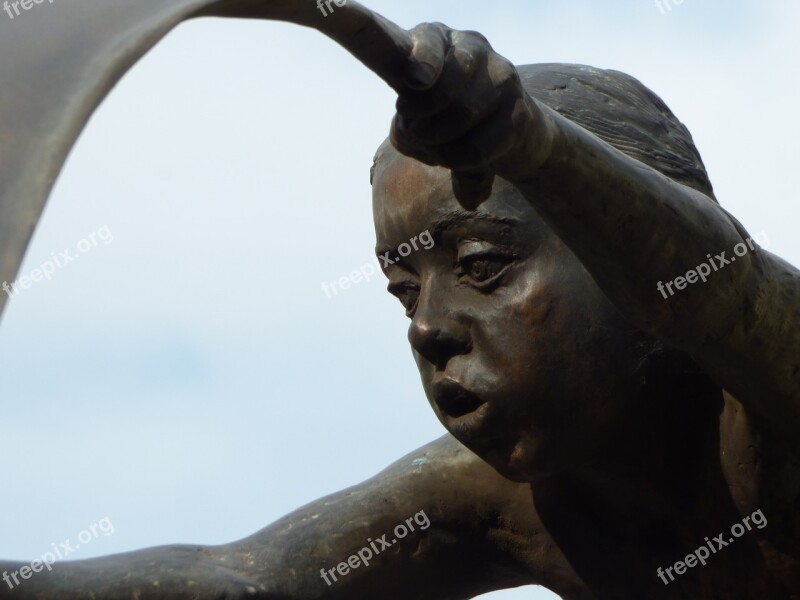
<box><xmin>537</xmin><ymin>364</ymin><xmax>727</xmax><ymax>534</ymax></box>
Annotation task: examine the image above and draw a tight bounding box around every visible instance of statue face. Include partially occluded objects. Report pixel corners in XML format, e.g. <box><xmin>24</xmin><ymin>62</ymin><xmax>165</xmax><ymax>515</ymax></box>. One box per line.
<box><xmin>373</xmin><ymin>146</ymin><xmax>647</xmax><ymax>482</ymax></box>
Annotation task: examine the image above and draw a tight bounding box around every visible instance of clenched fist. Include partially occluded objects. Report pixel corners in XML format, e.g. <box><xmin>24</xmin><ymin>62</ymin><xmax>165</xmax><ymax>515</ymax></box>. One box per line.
<box><xmin>390</xmin><ymin>23</ymin><xmax>554</xmax><ymax>206</ymax></box>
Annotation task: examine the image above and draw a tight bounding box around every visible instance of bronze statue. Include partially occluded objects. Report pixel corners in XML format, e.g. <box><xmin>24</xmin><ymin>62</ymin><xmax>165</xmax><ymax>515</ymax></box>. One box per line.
<box><xmin>1</xmin><ymin>3</ymin><xmax>798</xmax><ymax>599</ymax></box>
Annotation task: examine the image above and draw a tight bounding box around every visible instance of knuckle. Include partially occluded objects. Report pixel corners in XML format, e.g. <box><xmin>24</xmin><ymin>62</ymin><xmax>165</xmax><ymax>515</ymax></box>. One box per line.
<box><xmin>430</xmin><ymin>21</ymin><xmax>454</xmax><ymax>36</ymax></box>
<box><xmin>491</xmin><ymin>57</ymin><xmax>521</xmax><ymax>92</ymax></box>
<box><xmin>410</xmin><ymin>21</ymin><xmax>452</xmax><ymax>41</ymax></box>
<box><xmin>495</xmin><ymin>55</ymin><xmax>518</xmax><ymax>79</ymax></box>
<box><xmin>457</xmin><ymin>29</ymin><xmax>491</xmax><ymax>48</ymax></box>
<box><xmin>452</xmin><ymin>31</ymin><xmax>490</xmax><ymax>63</ymax></box>
<box><xmin>409</xmin><ymin>22</ymin><xmax>432</xmax><ymax>35</ymax></box>
<box><xmin>453</xmin><ymin>44</ymin><xmax>482</xmax><ymax>71</ymax></box>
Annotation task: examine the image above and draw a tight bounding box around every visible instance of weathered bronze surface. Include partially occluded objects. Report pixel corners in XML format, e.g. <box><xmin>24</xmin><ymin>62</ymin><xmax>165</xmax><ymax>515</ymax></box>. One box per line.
<box><xmin>1</xmin><ymin>3</ymin><xmax>798</xmax><ymax>599</ymax></box>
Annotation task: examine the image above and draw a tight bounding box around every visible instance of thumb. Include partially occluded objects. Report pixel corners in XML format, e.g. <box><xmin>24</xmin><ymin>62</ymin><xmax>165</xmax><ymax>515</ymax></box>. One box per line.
<box><xmin>404</xmin><ymin>23</ymin><xmax>450</xmax><ymax>90</ymax></box>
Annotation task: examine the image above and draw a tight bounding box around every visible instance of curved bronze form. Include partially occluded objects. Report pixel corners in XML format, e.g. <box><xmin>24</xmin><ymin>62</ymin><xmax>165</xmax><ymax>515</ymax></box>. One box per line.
<box><xmin>2</xmin><ymin>3</ymin><xmax>798</xmax><ymax>599</ymax></box>
<box><xmin>0</xmin><ymin>0</ymin><xmax>413</xmax><ymax>321</ymax></box>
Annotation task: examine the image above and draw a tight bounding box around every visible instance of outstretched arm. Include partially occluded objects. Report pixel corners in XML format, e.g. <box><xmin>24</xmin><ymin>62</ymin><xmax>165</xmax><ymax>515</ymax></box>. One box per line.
<box><xmin>1</xmin><ymin>435</ymin><xmax>582</xmax><ymax>599</ymax></box>
<box><xmin>387</xmin><ymin>23</ymin><xmax>800</xmax><ymax>456</ymax></box>
<box><xmin>508</xmin><ymin>106</ymin><xmax>800</xmax><ymax>455</ymax></box>
<box><xmin>212</xmin><ymin>434</ymin><xmax>570</xmax><ymax>599</ymax></box>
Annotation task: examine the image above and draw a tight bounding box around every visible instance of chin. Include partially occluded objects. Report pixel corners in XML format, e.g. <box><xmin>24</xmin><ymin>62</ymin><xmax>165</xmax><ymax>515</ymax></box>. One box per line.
<box><xmin>482</xmin><ymin>435</ymin><xmax>567</xmax><ymax>484</ymax></box>
<box><xmin>490</xmin><ymin>460</ymin><xmax>532</xmax><ymax>483</ymax></box>
<box><xmin>460</xmin><ymin>434</ymin><xmax>534</xmax><ymax>482</ymax></box>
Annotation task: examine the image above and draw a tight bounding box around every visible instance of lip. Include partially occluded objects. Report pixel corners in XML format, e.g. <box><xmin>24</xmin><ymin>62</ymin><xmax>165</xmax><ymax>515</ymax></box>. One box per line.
<box><xmin>431</xmin><ymin>377</ymin><xmax>486</xmax><ymax>419</ymax></box>
<box><xmin>431</xmin><ymin>377</ymin><xmax>517</xmax><ymax>466</ymax></box>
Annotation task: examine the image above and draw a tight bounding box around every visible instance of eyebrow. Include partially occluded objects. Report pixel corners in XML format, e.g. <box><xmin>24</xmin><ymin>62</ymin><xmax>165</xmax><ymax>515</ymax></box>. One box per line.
<box><xmin>375</xmin><ymin>209</ymin><xmax>519</xmax><ymax>259</ymax></box>
<box><xmin>430</xmin><ymin>209</ymin><xmax>519</xmax><ymax>236</ymax></box>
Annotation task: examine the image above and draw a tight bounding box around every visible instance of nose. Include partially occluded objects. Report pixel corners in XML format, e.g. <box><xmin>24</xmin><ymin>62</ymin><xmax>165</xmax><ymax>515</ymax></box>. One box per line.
<box><xmin>408</xmin><ymin>293</ymin><xmax>472</xmax><ymax>370</ymax></box>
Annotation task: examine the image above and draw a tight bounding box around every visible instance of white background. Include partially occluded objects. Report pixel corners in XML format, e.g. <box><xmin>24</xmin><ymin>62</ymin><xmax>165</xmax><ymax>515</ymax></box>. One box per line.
<box><xmin>1</xmin><ymin>1</ymin><xmax>798</xmax><ymax>599</ymax></box>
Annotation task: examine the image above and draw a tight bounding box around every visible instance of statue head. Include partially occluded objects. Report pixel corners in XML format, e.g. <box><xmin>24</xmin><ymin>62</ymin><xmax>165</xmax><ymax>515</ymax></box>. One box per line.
<box><xmin>372</xmin><ymin>64</ymin><xmax>716</xmax><ymax>481</ymax></box>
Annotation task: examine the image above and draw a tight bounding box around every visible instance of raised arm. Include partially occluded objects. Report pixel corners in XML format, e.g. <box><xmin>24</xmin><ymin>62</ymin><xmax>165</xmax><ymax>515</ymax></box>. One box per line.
<box><xmin>386</xmin><ymin>23</ymin><xmax>800</xmax><ymax>456</ymax></box>
<box><xmin>509</xmin><ymin>104</ymin><xmax>800</xmax><ymax>454</ymax></box>
<box><xmin>1</xmin><ymin>435</ymin><xmax>581</xmax><ymax>600</ymax></box>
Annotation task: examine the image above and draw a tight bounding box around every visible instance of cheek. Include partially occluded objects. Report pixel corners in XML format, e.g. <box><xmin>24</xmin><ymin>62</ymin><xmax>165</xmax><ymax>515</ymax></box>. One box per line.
<box><xmin>470</xmin><ymin>255</ymin><xmax>611</xmax><ymax>411</ymax></box>
<box><xmin>473</xmin><ymin>264</ymin><xmax>570</xmax><ymax>375</ymax></box>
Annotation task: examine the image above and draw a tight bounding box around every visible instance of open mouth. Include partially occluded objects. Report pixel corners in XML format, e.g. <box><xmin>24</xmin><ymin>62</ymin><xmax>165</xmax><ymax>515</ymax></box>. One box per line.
<box><xmin>432</xmin><ymin>379</ymin><xmax>485</xmax><ymax>418</ymax></box>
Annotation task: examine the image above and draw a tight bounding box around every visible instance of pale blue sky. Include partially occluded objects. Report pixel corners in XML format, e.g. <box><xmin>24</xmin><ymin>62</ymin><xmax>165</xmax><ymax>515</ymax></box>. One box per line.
<box><xmin>1</xmin><ymin>2</ymin><xmax>797</xmax><ymax>599</ymax></box>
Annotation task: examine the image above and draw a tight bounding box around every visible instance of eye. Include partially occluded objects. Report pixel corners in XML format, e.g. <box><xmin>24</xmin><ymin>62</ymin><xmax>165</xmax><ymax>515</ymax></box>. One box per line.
<box><xmin>388</xmin><ymin>281</ymin><xmax>420</xmax><ymax>316</ymax></box>
<box><xmin>456</xmin><ymin>240</ymin><xmax>514</xmax><ymax>288</ymax></box>
<box><xmin>460</xmin><ymin>255</ymin><xmax>507</xmax><ymax>283</ymax></box>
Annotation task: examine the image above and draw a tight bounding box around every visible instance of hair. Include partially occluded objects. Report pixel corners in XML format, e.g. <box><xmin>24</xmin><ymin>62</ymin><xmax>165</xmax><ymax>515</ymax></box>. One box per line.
<box><xmin>517</xmin><ymin>63</ymin><xmax>714</xmax><ymax>199</ymax></box>
<box><xmin>372</xmin><ymin>62</ymin><xmax>715</xmax><ymax>203</ymax></box>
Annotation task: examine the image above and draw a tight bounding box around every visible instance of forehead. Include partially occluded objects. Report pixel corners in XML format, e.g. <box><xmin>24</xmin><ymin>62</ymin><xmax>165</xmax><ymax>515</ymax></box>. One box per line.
<box><xmin>372</xmin><ymin>145</ymin><xmax>542</xmax><ymax>247</ymax></box>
